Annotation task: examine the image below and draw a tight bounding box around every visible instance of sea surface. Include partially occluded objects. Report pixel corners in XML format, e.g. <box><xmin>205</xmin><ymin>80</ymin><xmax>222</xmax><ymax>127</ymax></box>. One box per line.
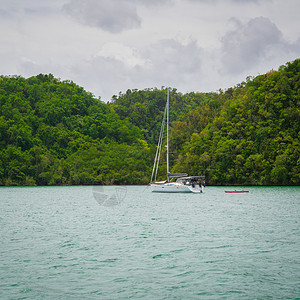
<box><xmin>0</xmin><ymin>186</ymin><xmax>299</xmax><ymax>299</ymax></box>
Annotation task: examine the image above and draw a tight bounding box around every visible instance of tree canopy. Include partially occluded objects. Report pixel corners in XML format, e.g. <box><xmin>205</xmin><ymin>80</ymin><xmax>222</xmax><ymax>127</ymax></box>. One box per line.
<box><xmin>0</xmin><ymin>59</ymin><xmax>299</xmax><ymax>186</ymax></box>
<box><xmin>0</xmin><ymin>74</ymin><xmax>151</xmax><ymax>185</ymax></box>
<box><xmin>171</xmin><ymin>60</ymin><xmax>300</xmax><ymax>185</ymax></box>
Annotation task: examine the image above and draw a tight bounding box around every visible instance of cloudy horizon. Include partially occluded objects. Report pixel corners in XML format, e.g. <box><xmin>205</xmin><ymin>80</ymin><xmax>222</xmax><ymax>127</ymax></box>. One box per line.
<box><xmin>1</xmin><ymin>0</ymin><xmax>299</xmax><ymax>101</ymax></box>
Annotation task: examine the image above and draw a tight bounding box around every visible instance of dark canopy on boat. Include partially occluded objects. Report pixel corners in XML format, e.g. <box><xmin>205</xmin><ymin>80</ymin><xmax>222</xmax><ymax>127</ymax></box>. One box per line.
<box><xmin>176</xmin><ymin>176</ymin><xmax>205</xmax><ymax>180</ymax></box>
<box><xmin>167</xmin><ymin>173</ymin><xmax>188</xmax><ymax>178</ymax></box>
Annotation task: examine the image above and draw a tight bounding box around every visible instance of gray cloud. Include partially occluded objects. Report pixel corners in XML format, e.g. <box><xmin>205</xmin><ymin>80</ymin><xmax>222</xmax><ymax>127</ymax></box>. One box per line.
<box><xmin>229</xmin><ymin>0</ymin><xmax>271</xmax><ymax>3</ymax></box>
<box><xmin>0</xmin><ymin>0</ymin><xmax>62</xmax><ymax>18</ymax></box>
<box><xmin>67</xmin><ymin>39</ymin><xmax>204</xmax><ymax>100</ymax></box>
<box><xmin>220</xmin><ymin>17</ymin><xmax>289</xmax><ymax>74</ymax></box>
<box><xmin>141</xmin><ymin>39</ymin><xmax>203</xmax><ymax>83</ymax></box>
<box><xmin>132</xmin><ymin>0</ymin><xmax>172</xmax><ymax>5</ymax></box>
<box><xmin>63</xmin><ymin>0</ymin><xmax>174</xmax><ymax>33</ymax></box>
<box><xmin>63</xmin><ymin>0</ymin><xmax>141</xmax><ymax>33</ymax></box>
<box><xmin>1</xmin><ymin>0</ymin><xmax>299</xmax><ymax>101</ymax></box>
<box><xmin>187</xmin><ymin>0</ymin><xmax>270</xmax><ymax>3</ymax></box>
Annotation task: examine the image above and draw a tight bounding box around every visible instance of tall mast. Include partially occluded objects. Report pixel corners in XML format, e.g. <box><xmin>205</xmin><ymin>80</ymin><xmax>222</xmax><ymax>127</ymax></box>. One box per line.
<box><xmin>166</xmin><ymin>88</ymin><xmax>170</xmax><ymax>181</ymax></box>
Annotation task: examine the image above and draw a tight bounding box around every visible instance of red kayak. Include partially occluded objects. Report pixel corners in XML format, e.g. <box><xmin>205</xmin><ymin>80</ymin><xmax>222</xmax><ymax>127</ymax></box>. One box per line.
<box><xmin>225</xmin><ymin>190</ymin><xmax>249</xmax><ymax>193</ymax></box>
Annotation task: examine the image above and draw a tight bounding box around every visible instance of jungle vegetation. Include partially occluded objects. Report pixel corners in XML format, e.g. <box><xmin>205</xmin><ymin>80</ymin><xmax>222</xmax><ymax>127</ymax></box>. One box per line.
<box><xmin>0</xmin><ymin>59</ymin><xmax>299</xmax><ymax>186</ymax></box>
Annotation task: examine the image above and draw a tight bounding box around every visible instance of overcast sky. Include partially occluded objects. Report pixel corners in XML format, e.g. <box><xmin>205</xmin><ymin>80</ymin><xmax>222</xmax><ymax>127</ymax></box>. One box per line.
<box><xmin>1</xmin><ymin>0</ymin><xmax>299</xmax><ymax>101</ymax></box>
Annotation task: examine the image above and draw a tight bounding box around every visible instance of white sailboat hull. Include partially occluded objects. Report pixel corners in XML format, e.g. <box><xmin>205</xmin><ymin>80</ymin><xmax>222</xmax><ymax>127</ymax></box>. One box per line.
<box><xmin>151</xmin><ymin>183</ymin><xmax>203</xmax><ymax>193</ymax></box>
<box><xmin>150</xmin><ymin>88</ymin><xmax>205</xmax><ymax>194</ymax></box>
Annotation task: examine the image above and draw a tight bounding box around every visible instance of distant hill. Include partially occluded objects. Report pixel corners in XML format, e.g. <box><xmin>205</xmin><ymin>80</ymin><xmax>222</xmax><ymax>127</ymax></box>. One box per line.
<box><xmin>171</xmin><ymin>59</ymin><xmax>300</xmax><ymax>185</ymax></box>
<box><xmin>0</xmin><ymin>74</ymin><xmax>152</xmax><ymax>185</ymax></box>
<box><xmin>0</xmin><ymin>59</ymin><xmax>299</xmax><ymax>186</ymax></box>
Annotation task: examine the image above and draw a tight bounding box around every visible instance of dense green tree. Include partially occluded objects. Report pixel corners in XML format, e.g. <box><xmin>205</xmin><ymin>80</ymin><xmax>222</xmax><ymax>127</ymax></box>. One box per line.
<box><xmin>0</xmin><ymin>59</ymin><xmax>299</xmax><ymax>186</ymax></box>
<box><xmin>172</xmin><ymin>59</ymin><xmax>300</xmax><ymax>185</ymax></box>
<box><xmin>0</xmin><ymin>74</ymin><xmax>151</xmax><ymax>185</ymax></box>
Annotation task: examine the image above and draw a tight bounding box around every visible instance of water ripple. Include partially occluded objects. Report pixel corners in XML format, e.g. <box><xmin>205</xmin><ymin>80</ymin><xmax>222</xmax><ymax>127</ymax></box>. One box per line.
<box><xmin>0</xmin><ymin>186</ymin><xmax>299</xmax><ymax>299</ymax></box>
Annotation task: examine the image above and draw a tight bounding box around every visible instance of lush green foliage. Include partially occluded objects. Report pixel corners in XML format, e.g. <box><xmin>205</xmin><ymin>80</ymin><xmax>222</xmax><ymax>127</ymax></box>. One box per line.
<box><xmin>0</xmin><ymin>59</ymin><xmax>299</xmax><ymax>186</ymax></box>
<box><xmin>172</xmin><ymin>59</ymin><xmax>300</xmax><ymax>185</ymax></box>
<box><xmin>0</xmin><ymin>74</ymin><xmax>152</xmax><ymax>185</ymax></box>
<box><xmin>110</xmin><ymin>88</ymin><xmax>218</xmax><ymax>144</ymax></box>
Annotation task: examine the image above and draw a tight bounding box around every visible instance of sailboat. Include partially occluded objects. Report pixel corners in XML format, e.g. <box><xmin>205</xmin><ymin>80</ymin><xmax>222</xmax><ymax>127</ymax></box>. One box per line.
<box><xmin>150</xmin><ymin>88</ymin><xmax>205</xmax><ymax>193</ymax></box>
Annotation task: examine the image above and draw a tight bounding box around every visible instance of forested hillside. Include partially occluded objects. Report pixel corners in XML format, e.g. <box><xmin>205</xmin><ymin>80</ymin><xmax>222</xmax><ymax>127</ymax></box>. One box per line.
<box><xmin>110</xmin><ymin>59</ymin><xmax>300</xmax><ymax>185</ymax></box>
<box><xmin>0</xmin><ymin>74</ymin><xmax>152</xmax><ymax>185</ymax></box>
<box><xmin>110</xmin><ymin>88</ymin><xmax>222</xmax><ymax>144</ymax></box>
<box><xmin>0</xmin><ymin>59</ymin><xmax>299</xmax><ymax>186</ymax></box>
<box><xmin>172</xmin><ymin>59</ymin><xmax>300</xmax><ymax>185</ymax></box>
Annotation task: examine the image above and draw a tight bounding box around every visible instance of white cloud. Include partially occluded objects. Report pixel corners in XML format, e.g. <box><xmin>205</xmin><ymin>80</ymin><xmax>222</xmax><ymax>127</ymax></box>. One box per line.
<box><xmin>66</xmin><ymin>38</ymin><xmax>204</xmax><ymax>101</ymax></box>
<box><xmin>0</xmin><ymin>0</ymin><xmax>299</xmax><ymax>100</ymax></box>
<box><xmin>96</xmin><ymin>43</ymin><xmax>147</xmax><ymax>68</ymax></box>
<box><xmin>141</xmin><ymin>39</ymin><xmax>204</xmax><ymax>85</ymax></box>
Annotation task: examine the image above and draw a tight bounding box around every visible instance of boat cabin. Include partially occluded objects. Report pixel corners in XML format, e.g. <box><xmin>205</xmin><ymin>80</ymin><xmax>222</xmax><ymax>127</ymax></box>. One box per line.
<box><xmin>176</xmin><ymin>176</ymin><xmax>205</xmax><ymax>186</ymax></box>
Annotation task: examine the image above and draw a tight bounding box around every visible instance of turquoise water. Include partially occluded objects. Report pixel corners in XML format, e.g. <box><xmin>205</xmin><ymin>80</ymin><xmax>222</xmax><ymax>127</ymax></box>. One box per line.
<box><xmin>0</xmin><ymin>186</ymin><xmax>299</xmax><ymax>299</ymax></box>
